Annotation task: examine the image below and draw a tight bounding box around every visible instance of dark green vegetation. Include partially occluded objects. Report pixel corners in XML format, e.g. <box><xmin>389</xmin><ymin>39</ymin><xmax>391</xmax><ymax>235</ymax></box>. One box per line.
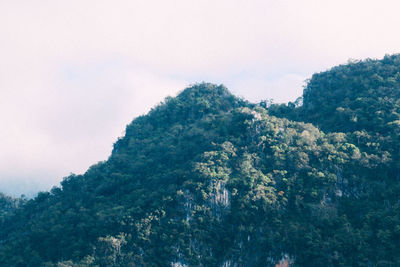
<box><xmin>2</xmin><ymin>55</ymin><xmax>400</xmax><ymax>266</ymax></box>
<box><xmin>0</xmin><ymin>193</ymin><xmax>24</xmax><ymax>224</ymax></box>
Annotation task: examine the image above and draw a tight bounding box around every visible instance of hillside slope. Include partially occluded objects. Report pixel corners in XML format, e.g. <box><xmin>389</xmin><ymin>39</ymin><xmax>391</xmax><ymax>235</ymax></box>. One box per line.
<box><xmin>1</xmin><ymin>55</ymin><xmax>400</xmax><ymax>266</ymax></box>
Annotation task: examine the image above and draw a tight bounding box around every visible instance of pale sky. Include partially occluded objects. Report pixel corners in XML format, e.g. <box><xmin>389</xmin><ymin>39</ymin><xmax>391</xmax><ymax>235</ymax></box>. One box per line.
<box><xmin>1</xmin><ymin>0</ymin><xmax>400</xmax><ymax>196</ymax></box>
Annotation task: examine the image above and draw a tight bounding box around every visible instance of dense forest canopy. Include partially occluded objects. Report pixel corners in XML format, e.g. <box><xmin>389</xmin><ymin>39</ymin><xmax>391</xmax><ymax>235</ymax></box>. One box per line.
<box><xmin>1</xmin><ymin>55</ymin><xmax>400</xmax><ymax>266</ymax></box>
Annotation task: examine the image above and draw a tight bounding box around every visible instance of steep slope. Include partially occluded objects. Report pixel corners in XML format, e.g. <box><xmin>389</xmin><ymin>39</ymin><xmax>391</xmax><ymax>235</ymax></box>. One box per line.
<box><xmin>271</xmin><ymin>54</ymin><xmax>400</xmax><ymax>148</ymax></box>
<box><xmin>0</xmin><ymin>70</ymin><xmax>399</xmax><ymax>267</ymax></box>
<box><xmin>269</xmin><ymin>54</ymin><xmax>400</xmax><ymax>266</ymax></box>
<box><xmin>302</xmin><ymin>55</ymin><xmax>400</xmax><ymax>134</ymax></box>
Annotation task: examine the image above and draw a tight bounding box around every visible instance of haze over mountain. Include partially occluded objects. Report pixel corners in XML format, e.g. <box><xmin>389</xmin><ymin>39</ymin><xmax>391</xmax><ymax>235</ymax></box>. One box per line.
<box><xmin>1</xmin><ymin>55</ymin><xmax>400</xmax><ymax>266</ymax></box>
<box><xmin>3</xmin><ymin>1</ymin><xmax>400</xmax><ymax>197</ymax></box>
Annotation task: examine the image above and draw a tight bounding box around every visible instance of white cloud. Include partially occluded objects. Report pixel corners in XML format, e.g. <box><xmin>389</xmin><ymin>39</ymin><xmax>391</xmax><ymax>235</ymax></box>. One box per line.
<box><xmin>1</xmin><ymin>0</ymin><xmax>400</xmax><ymax>195</ymax></box>
<box><xmin>0</xmin><ymin>60</ymin><xmax>187</xmax><ymax>196</ymax></box>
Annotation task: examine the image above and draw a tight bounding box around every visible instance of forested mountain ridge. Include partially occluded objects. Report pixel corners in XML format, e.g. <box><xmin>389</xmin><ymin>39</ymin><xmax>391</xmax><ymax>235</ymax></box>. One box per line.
<box><xmin>1</xmin><ymin>55</ymin><xmax>400</xmax><ymax>266</ymax></box>
<box><xmin>270</xmin><ymin>54</ymin><xmax>400</xmax><ymax>155</ymax></box>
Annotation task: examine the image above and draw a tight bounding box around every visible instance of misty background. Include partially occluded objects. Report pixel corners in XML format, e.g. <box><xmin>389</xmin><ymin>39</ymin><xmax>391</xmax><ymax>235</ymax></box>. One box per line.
<box><xmin>1</xmin><ymin>0</ymin><xmax>400</xmax><ymax>196</ymax></box>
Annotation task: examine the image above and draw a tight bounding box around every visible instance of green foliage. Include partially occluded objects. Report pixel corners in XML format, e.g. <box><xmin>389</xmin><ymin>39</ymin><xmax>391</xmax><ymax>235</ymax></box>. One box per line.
<box><xmin>0</xmin><ymin>193</ymin><xmax>24</xmax><ymax>223</ymax></box>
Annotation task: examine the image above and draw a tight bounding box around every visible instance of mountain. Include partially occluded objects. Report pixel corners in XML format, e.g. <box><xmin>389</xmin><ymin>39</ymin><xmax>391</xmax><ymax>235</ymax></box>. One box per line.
<box><xmin>1</xmin><ymin>55</ymin><xmax>400</xmax><ymax>266</ymax></box>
